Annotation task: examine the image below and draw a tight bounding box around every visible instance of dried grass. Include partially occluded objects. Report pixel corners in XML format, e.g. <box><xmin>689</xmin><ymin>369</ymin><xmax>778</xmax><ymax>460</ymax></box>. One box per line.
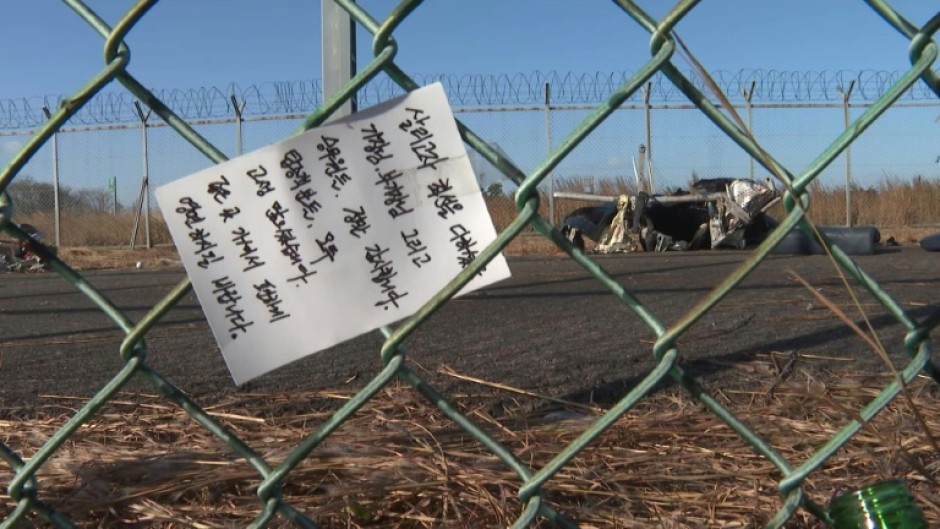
<box><xmin>1</xmin><ymin>359</ymin><xmax>937</xmax><ymax>528</ymax></box>
<box><xmin>4</xmin><ymin>178</ymin><xmax>938</xmax><ymax>527</ymax></box>
<box><xmin>5</xmin><ymin>175</ymin><xmax>936</xmax><ymax>269</ymax></box>
<box><xmin>55</xmin><ymin>245</ymin><xmax>183</xmax><ymax>270</ymax></box>
<box><xmin>15</xmin><ymin>212</ymin><xmax>174</xmax><ymax>248</ymax></box>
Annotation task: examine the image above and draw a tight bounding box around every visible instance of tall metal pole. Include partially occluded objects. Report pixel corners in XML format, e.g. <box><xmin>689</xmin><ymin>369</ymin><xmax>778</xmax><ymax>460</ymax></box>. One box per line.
<box><xmin>643</xmin><ymin>82</ymin><xmax>654</xmax><ymax>193</ymax></box>
<box><xmin>322</xmin><ymin>0</ymin><xmax>357</xmax><ymax>118</ymax></box>
<box><xmin>231</xmin><ymin>95</ymin><xmax>247</xmax><ymax>156</ymax></box>
<box><xmin>131</xmin><ymin>102</ymin><xmax>152</xmax><ymax>249</ymax></box>
<box><xmin>545</xmin><ymin>82</ymin><xmax>554</xmax><ymax>224</ymax></box>
<box><xmin>142</xmin><ymin>107</ymin><xmax>151</xmax><ymax>248</ymax></box>
<box><xmin>42</xmin><ymin>107</ymin><xmax>62</xmax><ymax>247</ymax></box>
<box><xmin>841</xmin><ymin>80</ymin><xmax>855</xmax><ymax>227</ymax></box>
<box><xmin>742</xmin><ymin>81</ymin><xmax>756</xmax><ymax>180</ymax></box>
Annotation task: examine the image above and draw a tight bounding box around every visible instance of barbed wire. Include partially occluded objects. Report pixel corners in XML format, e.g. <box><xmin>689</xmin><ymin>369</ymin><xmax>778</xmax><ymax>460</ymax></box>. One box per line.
<box><xmin>0</xmin><ymin>69</ymin><xmax>936</xmax><ymax>130</ymax></box>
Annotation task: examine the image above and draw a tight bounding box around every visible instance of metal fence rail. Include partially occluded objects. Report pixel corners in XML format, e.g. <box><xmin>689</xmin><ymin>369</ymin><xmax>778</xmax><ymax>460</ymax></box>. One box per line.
<box><xmin>2</xmin><ymin>66</ymin><xmax>939</xmax><ymax>129</ymax></box>
<box><xmin>1</xmin><ymin>1</ymin><xmax>938</xmax><ymax>528</ymax></box>
<box><xmin>4</xmin><ymin>91</ymin><xmax>938</xmax><ymax>249</ymax></box>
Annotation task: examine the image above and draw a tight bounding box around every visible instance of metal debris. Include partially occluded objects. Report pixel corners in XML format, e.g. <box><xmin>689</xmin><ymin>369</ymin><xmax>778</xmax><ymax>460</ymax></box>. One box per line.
<box><xmin>558</xmin><ymin>177</ymin><xmax>780</xmax><ymax>253</ymax></box>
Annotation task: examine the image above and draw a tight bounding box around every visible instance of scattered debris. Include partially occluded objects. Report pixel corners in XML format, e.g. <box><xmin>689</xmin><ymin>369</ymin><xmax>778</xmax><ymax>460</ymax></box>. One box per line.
<box><xmin>559</xmin><ymin>178</ymin><xmax>780</xmax><ymax>253</ymax></box>
<box><xmin>0</xmin><ymin>223</ymin><xmax>53</xmax><ymax>273</ymax></box>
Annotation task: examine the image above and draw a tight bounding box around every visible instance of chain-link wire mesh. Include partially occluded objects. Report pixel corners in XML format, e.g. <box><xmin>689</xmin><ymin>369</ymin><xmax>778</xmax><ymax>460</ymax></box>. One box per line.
<box><xmin>0</xmin><ymin>1</ymin><xmax>938</xmax><ymax>527</ymax></box>
<box><xmin>4</xmin><ymin>98</ymin><xmax>938</xmax><ymax>247</ymax></box>
<box><xmin>3</xmin><ymin>91</ymin><xmax>939</xmax><ymax>246</ymax></box>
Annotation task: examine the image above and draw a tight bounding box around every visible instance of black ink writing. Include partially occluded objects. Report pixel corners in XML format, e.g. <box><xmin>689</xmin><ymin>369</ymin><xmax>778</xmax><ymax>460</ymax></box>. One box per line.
<box><xmin>401</xmin><ymin>228</ymin><xmax>431</xmax><ymax>268</ymax></box>
<box><xmin>254</xmin><ymin>279</ymin><xmax>290</xmax><ymax>323</ymax></box>
<box><xmin>450</xmin><ymin>224</ymin><xmax>480</xmax><ymax>269</ymax></box>
<box><xmin>211</xmin><ymin>276</ymin><xmax>254</xmax><ymax>339</ymax></box>
<box><xmin>207</xmin><ymin>175</ymin><xmax>231</xmax><ymax>205</ymax></box>
<box><xmin>375</xmin><ymin>167</ymin><xmax>413</xmax><ymax>219</ymax></box>
<box><xmin>343</xmin><ymin>206</ymin><xmax>371</xmax><ymax>238</ymax></box>
<box><xmin>398</xmin><ymin>106</ymin><xmax>430</xmax><ymax>131</ymax></box>
<box><xmin>265</xmin><ymin>201</ymin><xmax>316</xmax><ymax>284</ymax></box>
<box><xmin>280</xmin><ymin>149</ymin><xmax>312</xmax><ymax>190</ymax></box>
<box><xmin>190</xmin><ymin>228</ymin><xmax>224</xmax><ymax>269</ymax></box>
<box><xmin>400</xmin><ymin>107</ymin><xmax>449</xmax><ymax>170</ymax></box>
<box><xmin>310</xmin><ymin>231</ymin><xmax>338</xmax><ymax>265</ymax></box>
<box><xmin>231</xmin><ymin>226</ymin><xmax>265</xmax><ymax>272</ymax></box>
<box><xmin>317</xmin><ymin>136</ymin><xmax>351</xmax><ymax>191</ymax></box>
<box><xmin>294</xmin><ymin>187</ymin><xmax>322</xmax><ymax>221</ymax></box>
<box><xmin>427</xmin><ymin>177</ymin><xmax>463</xmax><ymax>219</ymax></box>
<box><xmin>276</xmin><ymin>228</ymin><xmax>302</xmax><ymax>265</ymax></box>
<box><xmin>362</xmin><ymin>123</ymin><xmax>393</xmax><ymax>165</ymax></box>
<box><xmin>248</xmin><ymin>165</ymin><xmax>274</xmax><ymax>197</ymax></box>
<box><xmin>176</xmin><ymin>197</ymin><xmax>205</xmax><ymax>229</ymax></box>
<box><xmin>175</xmin><ymin>197</ymin><xmax>223</xmax><ymax>269</ymax></box>
<box><xmin>364</xmin><ymin>243</ymin><xmax>408</xmax><ymax>310</ymax></box>
<box><xmin>280</xmin><ymin>149</ymin><xmax>322</xmax><ymax>223</ymax></box>
<box><xmin>219</xmin><ymin>207</ymin><xmax>241</xmax><ymax>223</ymax></box>
<box><xmin>265</xmin><ymin>200</ymin><xmax>289</xmax><ymax>229</ymax></box>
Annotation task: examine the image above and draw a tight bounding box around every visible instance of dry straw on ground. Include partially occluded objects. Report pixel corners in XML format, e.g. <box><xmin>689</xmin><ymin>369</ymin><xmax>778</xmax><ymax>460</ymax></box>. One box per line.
<box><xmin>4</xmin><ymin>178</ymin><xmax>939</xmax><ymax>527</ymax></box>
<box><xmin>2</xmin><ymin>356</ymin><xmax>938</xmax><ymax>528</ymax></box>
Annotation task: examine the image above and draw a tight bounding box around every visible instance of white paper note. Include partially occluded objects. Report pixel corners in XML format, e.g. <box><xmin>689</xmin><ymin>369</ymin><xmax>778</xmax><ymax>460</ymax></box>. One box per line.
<box><xmin>156</xmin><ymin>83</ymin><xmax>511</xmax><ymax>384</ymax></box>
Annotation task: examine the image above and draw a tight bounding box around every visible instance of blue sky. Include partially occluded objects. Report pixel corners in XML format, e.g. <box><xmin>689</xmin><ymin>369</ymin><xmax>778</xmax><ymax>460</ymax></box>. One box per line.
<box><xmin>0</xmin><ymin>1</ymin><xmax>936</xmax><ymax>97</ymax></box>
<box><xmin>1</xmin><ymin>1</ymin><xmax>938</xmax><ymax>206</ymax></box>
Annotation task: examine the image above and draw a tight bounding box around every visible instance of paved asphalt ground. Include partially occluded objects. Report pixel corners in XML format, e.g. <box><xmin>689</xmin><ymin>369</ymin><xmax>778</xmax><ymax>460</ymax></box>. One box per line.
<box><xmin>1</xmin><ymin>247</ymin><xmax>938</xmax><ymax>412</ymax></box>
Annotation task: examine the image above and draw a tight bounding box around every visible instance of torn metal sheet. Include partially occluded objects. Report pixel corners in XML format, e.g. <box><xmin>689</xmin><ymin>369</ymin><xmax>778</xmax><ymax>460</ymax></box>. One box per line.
<box><xmin>558</xmin><ymin>178</ymin><xmax>780</xmax><ymax>253</ymax></box>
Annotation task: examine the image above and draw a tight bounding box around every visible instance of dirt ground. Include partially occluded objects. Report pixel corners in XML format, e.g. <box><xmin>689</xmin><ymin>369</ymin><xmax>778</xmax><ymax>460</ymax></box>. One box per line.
<box><xmin>1</xmin><ymin>244</ymin><xmax>938</xmax><ymax>413</ymax></box>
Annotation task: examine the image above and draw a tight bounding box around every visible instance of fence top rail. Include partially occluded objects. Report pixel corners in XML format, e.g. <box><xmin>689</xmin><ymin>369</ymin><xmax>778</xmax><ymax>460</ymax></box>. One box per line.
<box><xmin>1</xmin><ymin>68</ymin><xmax>937</xmax><ymax>131</ymax></box>
<box><xmin>1</xmin><ymin>99</ymin><xmax>936</xmax><ymax>137</ymax></box>
<box><xmin>553</xmin><ymin>191</ymin><xmax>728</xmax><ymax>204</ymax></box>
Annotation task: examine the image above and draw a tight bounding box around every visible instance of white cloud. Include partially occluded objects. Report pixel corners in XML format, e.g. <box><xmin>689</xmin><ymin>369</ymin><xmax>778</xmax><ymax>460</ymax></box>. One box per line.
<box><xmin>607</xmin><ymin>157</ymin><xmax>625</xmax><ymax>168</ymax></box>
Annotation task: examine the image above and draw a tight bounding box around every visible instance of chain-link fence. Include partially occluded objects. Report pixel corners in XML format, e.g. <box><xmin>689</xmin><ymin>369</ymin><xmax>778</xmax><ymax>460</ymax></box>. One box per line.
<box><xmin>1</xmin><ymin>1</ymin><xmax>939</xmax><ymax>527</ymax></box>
<box><xmin>2</xmin><ymin>75</ymin><xmax>939</xmax><ymax>246</ymax></box>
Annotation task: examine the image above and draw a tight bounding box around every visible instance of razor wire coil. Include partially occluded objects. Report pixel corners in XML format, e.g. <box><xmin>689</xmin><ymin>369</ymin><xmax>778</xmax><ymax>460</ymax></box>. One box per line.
<box><xmin>1</xmin><ymin>68</ymin><xmax>939</xmax><ymax>130</ymax></box>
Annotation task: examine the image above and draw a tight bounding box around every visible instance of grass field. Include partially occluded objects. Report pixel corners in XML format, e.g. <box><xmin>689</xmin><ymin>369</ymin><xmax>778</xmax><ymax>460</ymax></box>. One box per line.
<box><xmin>5</xmin><ymin>175</ymin><xmax>938</xmax><ymax>268</ymax></box>
<box><xmin>2</xmin><ymin>182</ymin><xmax>938</xmax><ymax>527</ymax></box>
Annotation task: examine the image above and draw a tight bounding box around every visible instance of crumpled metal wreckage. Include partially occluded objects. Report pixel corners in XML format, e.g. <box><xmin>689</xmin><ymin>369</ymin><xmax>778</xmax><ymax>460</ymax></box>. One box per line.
<box><xmin>559</xmin><ymin>178</ymin><xmax>781</xmax><ymax>253</ymax></box>
<box><xmin>0</xmin><ymin>223</ymin><xmax>52</xmax><ymax>272</ymax></box>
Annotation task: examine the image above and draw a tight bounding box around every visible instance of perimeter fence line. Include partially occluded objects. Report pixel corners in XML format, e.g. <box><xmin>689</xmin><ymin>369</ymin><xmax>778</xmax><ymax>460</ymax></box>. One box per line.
<box><xmin>3</xmin><ymin>68</ymin><xmax>940</xmax><ymax>129</ymax></box>
<box><xmin>0</xmin><ymin>1</ymin><xmax>939</xmax><ymax>528</ymax></box>
<box><xmin>3</xmin><ymin>75</ymin><xmax>940</xmax><ymax>248</ymax></box>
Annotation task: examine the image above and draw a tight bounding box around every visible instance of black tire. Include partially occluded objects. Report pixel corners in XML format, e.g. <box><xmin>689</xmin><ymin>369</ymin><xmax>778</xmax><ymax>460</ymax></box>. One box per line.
<box><xmin>572</xmin><ymin>232</ymin><xmax>585</xmax><ymax>252</ymax></box>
